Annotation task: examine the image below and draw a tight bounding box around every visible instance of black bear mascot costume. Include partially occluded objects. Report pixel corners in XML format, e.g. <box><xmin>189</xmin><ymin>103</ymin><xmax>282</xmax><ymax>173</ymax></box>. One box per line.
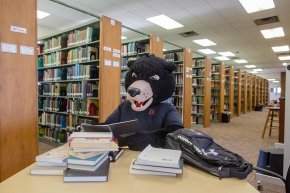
<box><xmin>105</xmin><ymin>55</ymin><xmax>183</xmax><ymax>151</ymax></box>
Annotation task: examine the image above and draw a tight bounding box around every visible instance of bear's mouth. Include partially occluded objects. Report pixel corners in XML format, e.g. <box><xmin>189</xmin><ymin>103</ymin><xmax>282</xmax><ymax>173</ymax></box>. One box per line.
<box><xmin>133</xmin><ymin>97</ymin><xmax>152</xmax><ymax>108</ymax></box>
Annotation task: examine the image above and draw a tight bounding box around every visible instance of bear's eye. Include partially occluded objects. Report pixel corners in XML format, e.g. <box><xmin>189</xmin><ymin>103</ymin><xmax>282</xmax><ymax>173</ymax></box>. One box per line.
<box><xmin>149</xmin><ymin>75</ymin><xmax>160</xmax><ymax>81</ymax></box>
<box><xmin>132</xmin><ymin>72</ymin><xmax>138</xmax><ymax>78</ymax></box>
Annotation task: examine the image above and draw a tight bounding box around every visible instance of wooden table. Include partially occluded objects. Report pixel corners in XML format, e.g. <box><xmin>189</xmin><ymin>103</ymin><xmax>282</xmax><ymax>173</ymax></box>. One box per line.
<box><xmin>0</xmin><ymin>150</ymin><xmax>258</xmax><ymax>193</ymax></box>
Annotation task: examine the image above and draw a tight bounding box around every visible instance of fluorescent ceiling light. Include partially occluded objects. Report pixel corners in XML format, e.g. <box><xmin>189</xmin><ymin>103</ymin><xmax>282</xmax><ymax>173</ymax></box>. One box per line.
<box><xmin>245</xmin><ymin>65</ymin><xmax>256</xmax><ymax>68</ymax></box>
<box><xmin>146</xmin><ymin>14</ymin><xmax>183</xmax><ymax>30</ymax></box>
<box><xmin>272</xmin><ymin>45</ymin><xmax>289</xmax><ymax>52</ymax></box>
<box><xmin>193</xmin><ymin>39</ymin><xmax>216</xmax><ymax>47</ymax></box>
<box><xmin>282</xmin><ymin>63</ymin><xmax>287</xmax><ymax>66</ymax></box>
<box><xmin>260</xmin><ymin>27</ymin><xmax>285</xmax><ymax>39</ymax></box>
<box><xmin>37</xmin><ymin>10</ymin><xmax>50</xmax><ymax>19</ymax></box>
<box><xmin>121</xmin><ymin>36</ymin><xmax>127</xmax><ymax>40</ymax></box>
<box><xmin>163</xmin><ymin>49</ymin><xmax>167</xmax><ymax>51</ymax></box>
<box><xmin>251</xmin><ymin>71</ymin><xmax>258</xmax><ymax>74</ymax></box>
<box><xmin>273</xmin><ymin>80</ymin><xmax>279</xmax><ymax>83</ymax></box>
<box><xmin>239</xmin><ymin>0</ymin><xmax>275</xmax><ymax>13</ymax></box>
<box><xmin>215</xmin><ymin>56</ymin><xmax>230</xmax><ymax>61</ymax></box>
<box><xmin>234</xmin><ymin>59</ymin><xmax>248</xmax><ymax>63</ymax></box>
<box><xmin>218</xmin><ymin>51</ymin><xmax>235</xmax><ymax>57</ymax></box>
<box><xmin>253</xmin><ymin>68</ymin><xmax>263</xmax><ymax>72</ymax></box>
<box><xmin>267</xmin><ymin>79</ymin><xmax>275</xmax><ymax>81</ymax></box>
<box><xmin>279</xmin><ymin>56</ymin><xmax>290</xmax><ymax>61</ymax></box>
<box><xmin>198</xmin><ymin>49</ymin><xmax>216</xmax><ymax>54</ymax></box>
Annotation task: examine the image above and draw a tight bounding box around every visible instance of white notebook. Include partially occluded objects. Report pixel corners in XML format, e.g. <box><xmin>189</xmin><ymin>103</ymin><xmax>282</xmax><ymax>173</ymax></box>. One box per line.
<box><xmin>135</xmin><ymin>145</ymin><xmax>181</xmax><ymax>168</ymax></box>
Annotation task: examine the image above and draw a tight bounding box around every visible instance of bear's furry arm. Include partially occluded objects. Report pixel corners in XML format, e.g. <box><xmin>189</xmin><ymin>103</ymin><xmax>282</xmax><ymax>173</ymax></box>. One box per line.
<box><xmin>104</xmin><ymin>104</ymin><xmax>121</xmax><ymax>124</ymax></box>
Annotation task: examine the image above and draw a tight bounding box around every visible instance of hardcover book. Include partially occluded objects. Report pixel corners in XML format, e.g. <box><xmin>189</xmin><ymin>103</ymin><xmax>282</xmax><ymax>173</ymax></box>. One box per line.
<box><xmin>135</xmin><ymin>145</ymin><xmax>182</xmax><ymax>168</ymax></box>
<box><xmin>30</xmin><ymin>166</ymin><xmax>67</xmax><ymax>176</ymax></box>
<box><xmin>129</xmin><ymin>160</ymin><xmax>176</xmax><ymax>177</ymax></box>
<box><xmin>64</xmin><ymin>157</ymin><xmax>110</xmax><ymax>182</ymax></box>
<box><xmin>67</xmin><ymin>153</ymin><xmax>108</xmax><ymax>166</ymax></box>
<box><xmin>131</xmin><ymin>158</ymin><xmax>183</xmax><ymax>174</ymax></box>
<box><xmin>68</xmin><ymin>154</ymin><xmax>108</xmax><ymax>171</ymax></box>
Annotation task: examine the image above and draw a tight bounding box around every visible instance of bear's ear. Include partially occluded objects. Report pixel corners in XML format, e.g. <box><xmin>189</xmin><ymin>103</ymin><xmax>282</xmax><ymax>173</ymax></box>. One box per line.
<box><xmin>127</xmin><ymin>60</ymin><xmax>135</xmax><ymax>68</ymax></box>
<box><xmin>164</xmin><ymin>61</ymin><xmax>176</xmax><ymax>73</ymax></box>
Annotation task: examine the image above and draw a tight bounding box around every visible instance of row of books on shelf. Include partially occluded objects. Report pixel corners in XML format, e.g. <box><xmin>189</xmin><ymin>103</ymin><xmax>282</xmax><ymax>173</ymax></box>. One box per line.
<box><xmin>192</xmin><ymin>96</ymin><xmax>204</xmax><ymax>104</ymax></box>
<box><xmin>41</xmin><ymin>34</ymin><xmax>67</xmax><ymax>53</ymax></box>
<box><xmin>174</xmin><ymin>75</ymin><xmax>183</xmax><ymax>85</ymax></box>
<box><xmin>40</xmin><ymin>27</ymin><xmax>98</xmax><ymax>53</ymax></box>
<box><xmin>39</xmin><ymin>46</ymin><xmax>98</xmax><ymax>67</ymax></box>
<box><xmin>192</xmin><ymin>68</ymin><xmax>204</xmax><ymax>77</ymax></box>
<box><xmin>194</xmin><ymin>59</ymin><xmax>205</xmax><ymax>67</ymax></box>
<box><xmin>175</xmin><ymin>64</ymin><xmax>183</xmax><ymax>73</ymax></box>
<box><xmin>211</xmin><ymin>65</ymin><xmax>220</xmax><ymax>72</ymax></box>
<box><xmin>192</xmin><ymin>116</ymin><xmax>204</xmax><ymax>125</ymax></box>
<box><xmin>192</xmin><ymin>78</ymin><xmax>204</xmax><ymax>85</ymax></box>
<box><xmin>122</xmin><ymin>41</ymin><xmax>149</xmax><ymax>56</ymax></box>
<box><xmin>39</xmin><ymin>98</ymin><xmax>98</xmax><ymax>116</ymax></box>
<box><xmin>67</xmin><ymin>47</ymin><xmax>98</xmax><ymax>64</ymax></box>
<box><xmin>39</xmin><ymin>127</ymin><xmax>68</xmax><ymax>143</ymax></box>
<box><xmin>210</xmin><ymin>112</ymin><xmax>219</xmax><ymax>120</ymax></box>
<box><xmin>39</xmin><ymin>113</ymin><xmax>98</xmax><ymax>131</ymax></box>
<box><xmin>41</xmin><ymin>64</ymin><xmax>98</xmax><ymax>81</ymax></box>
<box><xmin>192</xmin><ymin>106</ymin><xmax>204</xmax><ymax>113</ymax></box>
<box><xmin>39</xmin><ymin>82</ymin><xmax>98</xmax><ymax>98</ymax></box>
<box><xmin>211</xmin><ymin>74</ymin><xmax>220</xmax><ymax>80</ymax></box>
<box><xmin>67</xmin><ymin>27</ymin><xmax>99</xmax><ymax>47</ymax></box>
<box><xmin>193</xmin><ymin>88</ymin><xmax>204</xmax><ymax>95</ymax></box>
<box><xmin>163</xmin><ymin>52</ymin><xmax>184</xmax><ymax>62</ymax></box>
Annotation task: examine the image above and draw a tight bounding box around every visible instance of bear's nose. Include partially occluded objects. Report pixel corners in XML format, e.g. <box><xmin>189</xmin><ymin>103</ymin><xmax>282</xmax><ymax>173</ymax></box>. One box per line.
<box><xmin>128</xmin><ymin>87</ymin><xmax>141</xmax><ymax>97</ymax></box>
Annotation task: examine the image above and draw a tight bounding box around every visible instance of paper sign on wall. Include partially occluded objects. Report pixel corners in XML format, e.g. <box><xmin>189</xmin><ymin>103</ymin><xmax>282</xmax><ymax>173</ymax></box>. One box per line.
<box><xmin>103</xmin><ymin>46</ymin><xmax>111</xmax><ymax>52</ymax></box>
<box><xmin>104</xmin><ymin>59</ymin><xmax>111</xmax><ymax>66</ymax></box>
<box><xmin>113</xmin><ymin>53</ymin><xmax>120</xmax><ymax>58</ymax></box>
<box><xmin>113</xmin><ymin>49</ymin><xmax>120</xmax><ymax>54</ymax></box>
<box><xmin>113</xmin><ymin>60</ymin><xmax>120</xmax><ymax>67</ymax></box>
<box><xmin>10</xmin><ymin>25</ymin><xmax>27</xmax><ymax>34</ymax></box>
<box><xmin>1</xmin><ymin>42</ymin><xmax>17</xmax><ymax>53</ymax></box>
<box><xmin>20</xmin><ymin>45</ymin><xmax>34</xmax><ymax>56</ymax></box>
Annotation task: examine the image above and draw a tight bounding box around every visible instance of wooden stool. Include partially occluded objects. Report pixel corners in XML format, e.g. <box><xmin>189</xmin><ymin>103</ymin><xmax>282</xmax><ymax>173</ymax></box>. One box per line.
<box><xmin>262</xmin><ymin>107</ymin><xmax>280</xmax><ymax>138</ymax></box>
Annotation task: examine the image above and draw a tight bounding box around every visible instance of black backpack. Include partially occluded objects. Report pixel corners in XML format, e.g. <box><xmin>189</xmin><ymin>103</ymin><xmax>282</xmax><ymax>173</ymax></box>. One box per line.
<box><xmin>165</xmin><ymin>128</ymin><xmax>253</xmax><ymax>179</ymax></box>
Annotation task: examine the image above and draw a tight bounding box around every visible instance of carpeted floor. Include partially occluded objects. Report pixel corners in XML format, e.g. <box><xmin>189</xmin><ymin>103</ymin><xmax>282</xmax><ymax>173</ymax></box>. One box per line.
<box><xmin>38</xmin><ymin>108</ymin><xmax>284</xmax><ymax>192</ymax></box>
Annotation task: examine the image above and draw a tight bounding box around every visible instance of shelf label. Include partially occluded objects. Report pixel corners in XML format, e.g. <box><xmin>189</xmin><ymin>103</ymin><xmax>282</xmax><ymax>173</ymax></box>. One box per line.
<box><xmin>113</xmin><ymin>60</ymin><xmax>120</xmax><ymax>67</ymax></box>
<box><xmin>10</xmin><ymin>25</ymin><xmax>27</xmax><ymax>34</ymax></box>
<box><xmin>104</xmin><ymin>59</ymin><xmax>111</xmax><ymax>66</ymax></box>
<box><xmin>20</xmin><ymin>45</ymin><xmax>34</xmax><ymax>56</ymax></box>
<box><xmin>113</xmin><ymin>49</ymin><xmax>120</xmax><ymax>54</ymax></box>
<box><xmin>113</xmin><ymin>52</ymin><xmax>120</xmax><ymax>58</ymax></box>
<box><xmin>1</xmin><ymin>42</ymin><xmax>17</xmax><ymax>53</ymax></box>
<box><xmin>103</xmin><ymin>46</ymin><xmax>111</xmax><ymax>52</ymax></box>
<box><xmin>157</xmin><ymin>37</ymin><xmax>160</xmax><ymax>42</ymax></box>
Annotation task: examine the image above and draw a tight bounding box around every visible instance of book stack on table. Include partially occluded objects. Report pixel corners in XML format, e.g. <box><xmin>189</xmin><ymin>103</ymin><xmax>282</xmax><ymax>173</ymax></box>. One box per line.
<box><xmin>129</xmin><ymin>145</ymin><xmax>183</xmax><ymax>177</ymax></box>
<box><xmin>64</xmin><ymin>131</ymin><xmax>120</xmax><ymax>182</ymax></box>
<box><xmin>30</xmin><ymin>144</ymin><xmax>69</xmax><ymax>176</ymax></box>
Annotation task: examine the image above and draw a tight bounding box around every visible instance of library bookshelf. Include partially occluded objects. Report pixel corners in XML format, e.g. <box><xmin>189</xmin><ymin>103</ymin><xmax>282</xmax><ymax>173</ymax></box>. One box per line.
<box><xmin>225</xmin><ymin>65</ymin><xmax>234</xmax><ymax>119</ymax></box>
<box><xmin>37</xmin><ymin>16</ymin><xmax>121</xmax><ymax>145</ymax></box>
<box><xmin>163</xmin><ymin>47</ymin><xmax>193</xmax><ymax>128</ymax></box>
<box><xmin>247</xmin><ymin>74</ymin><xmax>253</xmax><ymax>112</ymax></box>
<box><xmin>210</xmin><ymin>62</ymin><xmax>225</xmax><ymax>122</ymax></box>
<box><xmin>192</xmin><ymin>57</ymin><xmax>211</xmax><ymax>128</ymax></box>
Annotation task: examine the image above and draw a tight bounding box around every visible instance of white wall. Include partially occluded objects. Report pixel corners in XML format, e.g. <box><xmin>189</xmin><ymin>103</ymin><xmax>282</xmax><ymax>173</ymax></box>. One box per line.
<box><xmin>269</xmin><ymin>82</ymin><xmax>281</xmax><ymax>104</ymax></box>
<box><xmin>37</xmin><ymin>25</ymin><xmax>58</xmax><ymax>39</ymax></box>
<box><xmin>284</xmin><ymin>69</ymin><xmax>290</xmax><ymax>177</ymax></box>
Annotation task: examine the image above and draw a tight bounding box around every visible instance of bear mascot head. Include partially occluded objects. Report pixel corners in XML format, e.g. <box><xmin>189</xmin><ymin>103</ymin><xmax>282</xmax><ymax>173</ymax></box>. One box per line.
<box><xmin>125</xmin><ymin>55</ymin><xmax>177</xmax><ymax>111</ymax></box>
<box><xmin>105</xmin><ymin>54</ymin><xmax>183</xmax><ymax>151</ymax></box>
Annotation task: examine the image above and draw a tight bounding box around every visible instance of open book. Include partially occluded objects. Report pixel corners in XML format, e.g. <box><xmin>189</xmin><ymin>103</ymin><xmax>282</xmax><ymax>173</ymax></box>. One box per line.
<box><xmin>80</xmin><ymin>119</ymin><xmax>141</xmax><ymax>140</ymax></box>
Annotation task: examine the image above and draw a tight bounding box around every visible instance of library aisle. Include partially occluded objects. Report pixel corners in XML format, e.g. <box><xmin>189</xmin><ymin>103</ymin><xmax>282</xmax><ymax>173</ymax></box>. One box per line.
<box><xmin>39</xmin><ymin>108</ymin><xmax>280</xmax><ymax>191</ymax></box>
